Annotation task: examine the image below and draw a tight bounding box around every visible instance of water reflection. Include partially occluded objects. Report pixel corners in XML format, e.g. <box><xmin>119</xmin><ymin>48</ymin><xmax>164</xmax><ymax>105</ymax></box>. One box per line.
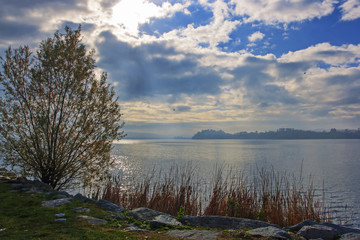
<box><xmin>110</xmin><ymin>139</ymin><xmax>360</xmax><ymax>227</ymax></box>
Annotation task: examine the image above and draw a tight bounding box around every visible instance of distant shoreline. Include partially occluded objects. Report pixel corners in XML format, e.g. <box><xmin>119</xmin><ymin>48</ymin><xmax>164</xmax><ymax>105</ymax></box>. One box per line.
<box><xmin>192</xmin><ymin>128</ymin><xmax>360</xmax><ymax>140</ymax></box>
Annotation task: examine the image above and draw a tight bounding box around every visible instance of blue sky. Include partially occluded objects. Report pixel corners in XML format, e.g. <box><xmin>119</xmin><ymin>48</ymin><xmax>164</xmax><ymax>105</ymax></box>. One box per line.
<box><xmin>1</xmin><ymin>0</ymin><xmax>360</xmax><ymax>138</ymax></box>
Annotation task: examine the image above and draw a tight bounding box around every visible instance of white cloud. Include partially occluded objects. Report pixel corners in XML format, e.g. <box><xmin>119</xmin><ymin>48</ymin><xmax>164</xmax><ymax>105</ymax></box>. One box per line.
<box><xmin>279</xmin><ymin>42</ymin><xmax>360</xmax><ymax>66</ymax></box>
<box><xmin>110</xmin><ymin>0</ymin><xmax>190</xmax><ymax>35</ymax></box>
<box><xmin>248</xmin><ymin>31</ymin><xmax>265</xmax><ymax>42</ymax></box>
<box><xmin>340</xmin><ymin>0</ymin><xmax>360</xmax><ymax>21</ymax></box>
<box><xmin>230</xmin><ymin>0</ymin><xmax>336</xmax><ymax>24</ymax></box>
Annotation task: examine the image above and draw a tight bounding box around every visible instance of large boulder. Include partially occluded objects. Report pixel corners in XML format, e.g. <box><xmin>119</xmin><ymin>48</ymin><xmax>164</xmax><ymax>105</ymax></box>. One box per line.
<box><xmin>96</xmin><ymin>199</ymin><xmax>125</xmax><ymax>213</ymax></box>
<box><xmin>127</xmin><ymin>207</ymin><xmax>164</xmax><ymax>221</ymax></box>
<box><xmin>42</xmin><ymin>198</ymin><xmax>73</xmax><ymax>207</ymax></box>
<box><xmin>150</xmin><ymin>214</ymin><xmax>182</xmax><ymax>228</ymax></box>
<box><xmin>180</xmin><ymin>215</ymin><xmax>278</xmax><ymax>230</ymax></box>
<box><xmin>248</xmin><ymin>226</ymin><xmax>292</xmax><ymax>239</ymax></box>
<box><xmin>298</xmin><ymin>225</ymin><xmax>339</xmax><ymax>240</ymax></box>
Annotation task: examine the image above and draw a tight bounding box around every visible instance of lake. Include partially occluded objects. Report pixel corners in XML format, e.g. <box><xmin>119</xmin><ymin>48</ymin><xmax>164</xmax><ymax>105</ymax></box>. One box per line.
<box><xmin>112</xmin><ymin>139</ymin><xmax>360</xmax><ymax>226</ymax></box>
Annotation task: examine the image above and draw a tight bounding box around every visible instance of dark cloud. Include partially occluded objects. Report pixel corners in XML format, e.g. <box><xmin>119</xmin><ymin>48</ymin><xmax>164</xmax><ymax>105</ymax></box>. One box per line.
<box><xmin>175</xmin><ymin>106</ymin><xmax>192</xmax><ymax>112</ymax></box>
<box><xmin>311</xmin><ymin>108</ymin><xmax>334</xmax><ymax>117</ymax></box>
<box><xmin>326</xmin><ymin>69</ymin><xmax>360</xmax><ymax>85</ymax></box>
<box><xmin>230</xmin><ymin>56</ymin><xmax>300</xmax><ymax>106</ymax></box>
<box><xmin>0</xmin><ymin>22</ymin><xmax>39</xmax><ymax>40</ymax></box>
<box><xmin>97</xmin><ymin>31</ymin><xmax>223</xmax><ymax>101</ymax></box>
<box><xmin>334</xmin><ymin>86</ymin><xmax>360</xmax><ymax>106</ymax></box>
<box><xmin>316</xmin><ymin>50</ymin><xmax>355</xmax><ymax>59</ymax></box>
<box><xmin>277</xmin><ymin>61</ymin><xmax>313</xmax><ymax>79</ymax></box>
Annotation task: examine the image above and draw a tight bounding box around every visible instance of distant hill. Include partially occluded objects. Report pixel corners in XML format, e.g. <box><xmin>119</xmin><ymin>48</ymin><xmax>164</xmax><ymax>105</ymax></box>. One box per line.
<box><xmin>192</xmin><ymin>128</ymin><xmax>360</xmax><ymax>139</ymax></box>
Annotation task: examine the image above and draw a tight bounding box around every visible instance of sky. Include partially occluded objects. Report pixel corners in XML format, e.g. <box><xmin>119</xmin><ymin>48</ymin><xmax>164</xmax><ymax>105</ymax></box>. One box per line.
<box><xmin>1</xmin><ymin>0</ymin><xmax>360</xmax><ymax>138</ymax></box>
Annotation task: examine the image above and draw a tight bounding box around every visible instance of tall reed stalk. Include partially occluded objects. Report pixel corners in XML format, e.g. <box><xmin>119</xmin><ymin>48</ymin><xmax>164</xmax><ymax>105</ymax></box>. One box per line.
<box><xmin>98</xmin><ymin>163</ymin><xmax>331</xmax><ymax>227</ymax></box>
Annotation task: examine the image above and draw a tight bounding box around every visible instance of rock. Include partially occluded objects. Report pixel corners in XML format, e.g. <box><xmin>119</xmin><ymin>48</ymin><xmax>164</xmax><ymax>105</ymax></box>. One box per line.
<box><xmin>248</xmin><ymin>226</ymin><xmax>292</xmax><ymax>239</ymax></box>
<box><xmin>53</xmin><ymin>194</ymin><xmax>68</xmax><ymax>199</ymax></box>
<box><xmin>55</xmin><ymin>213</ymin><xmax>66</xmax><ymax>218</ymax></box>
<box><xmin>77</xmin><ymin>215</ymin><xmax>107</xmax><ymax>225</ymax></box>
<box><xmin>180</xmin><ymin>215</ymin><xmax>278</xmax><ymax>230</ymax></box>
<box><xmin>26</xmin><ymin>188</ymin><xmax>45</xmax><ymax>194</ymax></box>
<box><xmin>96</xmin><ymin>199</ymin><xmax>125</xmax><ymax>213</ymax></box>
<box><xmin>150</xmin><ymin>215</ymin><xmax>182</xmax><ymax>228</ymax></box>
<box><xmin>321</xmin><ymin>222</ymin><xmax>360</xmax><ymax>235</ymax></box>
<box><xmin>54</xmin><ymin>218</ymin><xmax>66</xmax><ymax>223</ymax></box>
<box><xmin>29</xmin><ymin>180</ymin><xmax>52</xmax><ymax>191</ymax></box>
<box><xmin>166</xmin><ymin>230</ymin><xmax>221</xmax><ymax>240</ymax></box>
<box><xmin>73</xmin><ymin>193</ymin><xmax>95</xmax><ymax>203</ymax></box>
<box><xmin>104</xmin><ymin>214</ymin><xmax>127</xmax><ymax>221</ymax></box>
<box><xmin>285</xmin><ymin>220</ymin><xmax>318</xmax><ymax>232</ymax></box>
<box><xmin>11</xmin><ymin>183</ymin><xmax>24</xmax><ymax>189</ymax></box>
<box><xmin>340</xmin><ymin>233</ymin><xmax>360</xmax><ymax>240</ymax></box>
<box><xmin>298</xmin><ymin>225</ymin><xmax>339</xmax><ymax>240</ymax></box>
<box><xmin>124</xmin><ymin>224</ymin><xmax>151</xmax><ymax>233</ymax></box>
<box><xmin>42</xmin><ymin>198</ymin><xmax>73</xmax><ymax>207</ymax></box>
<box><xmin>285</xmin><ymin>220</ymin><xmax>360</xmax><ymax>235</ymax></box>
<box><xmin>127</xmin><ymin>207</ymin><xmax>164</xmax><ymax>221</ymax></box>
<box><xmin>73</xmin><ymin>207</ymin><xmax>91</xmax><ymax>212</ymax></box>
<box><xmin>57</xmin><ymin>191</ymin><xmax>71</xmax><ymax>197</ymax></box>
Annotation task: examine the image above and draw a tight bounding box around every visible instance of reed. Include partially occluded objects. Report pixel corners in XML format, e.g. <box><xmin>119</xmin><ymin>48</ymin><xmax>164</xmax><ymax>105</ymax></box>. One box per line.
<box><xmin>101</xmin><ymin>163</ymin><xmax>203</xmax><ymax>217</ymax></box>
<box><xmin>99</xmin><ymin>164</ymin><xmax>331</xmax><ymax>227</ymax></box>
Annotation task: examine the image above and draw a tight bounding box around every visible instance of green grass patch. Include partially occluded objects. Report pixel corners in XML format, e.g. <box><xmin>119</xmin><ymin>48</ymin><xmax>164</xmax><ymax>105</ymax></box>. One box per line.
<box><xmin>0</xmin><ymin>183</ymin><xmax>175</xmax><ymax>239</ymax></box>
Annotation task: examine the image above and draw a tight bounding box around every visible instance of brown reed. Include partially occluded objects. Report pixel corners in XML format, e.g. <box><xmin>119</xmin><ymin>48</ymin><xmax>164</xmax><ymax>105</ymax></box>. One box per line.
<box><xmin>99</xmin><ymin>163</ymin><xmax>331</xmax><ymax>227</ymax></box>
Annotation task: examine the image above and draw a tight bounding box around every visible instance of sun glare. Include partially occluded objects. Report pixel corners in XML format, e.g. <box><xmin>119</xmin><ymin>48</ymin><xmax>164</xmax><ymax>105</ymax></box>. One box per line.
<box><xmin>111</xmin><ymin>0</ymin><xmax>162</xmax><ymax>34</ymax></box>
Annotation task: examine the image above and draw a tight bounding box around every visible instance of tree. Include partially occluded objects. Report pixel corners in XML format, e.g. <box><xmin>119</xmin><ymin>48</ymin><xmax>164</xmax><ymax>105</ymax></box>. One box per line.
<box><xmin>0</xmin><ymin>26</ymin><xmax>125</xmax><ymax>190</ymax></box>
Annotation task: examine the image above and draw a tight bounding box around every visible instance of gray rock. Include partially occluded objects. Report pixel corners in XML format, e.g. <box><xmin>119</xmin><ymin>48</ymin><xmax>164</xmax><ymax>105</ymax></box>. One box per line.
<box><xmin>285</xmin><ymin>220</ymin><xmax>318</xmax><ymax>232</ymax></box>
<box><xmin>73</xmin><ymin>193</ymin><xmax>95</xmax><ymax>203</ymax></box>
<box><xmin>54</xmin><ymin>218</ymin><xmax>67</xmax><ymax>223</ymax></box>
<box><xmin>248</xmin><ymin>226</ymin><xmax>292</xmax><ymax>239</ymax></box>
<box><xmin>57</xmin><ymin>191</ymin><xmax>71</xmax><ymax>196</ymax></box>
<box><xmin>53</xmin><ymin>194</ymin><xmax>68</xmax><ymax>199</ymax></box>
<box><xmin>127</xmin><ymin>207</ymin><xmax>163</xmax><ymax>221</ymax></box>
<box><xmin>96</xmin><ymin>199</ymin><xmax>125</xmax><ymax>213</ymax></box>
<box><xmin>180</xmin><ymin>215</ymin><xmax>278</xmax><ymax>230</ymax></box>
<box><xmin>55</xmin><ymin>213</ymin><xmax>66</xmax><ymax>218</ymax></box>
<box><xmin>286</xmin><ymin>220</ymin><xmax>360</xmax><ymax>235</ymax></box>
<box><xmin>166</xmin><ymin>230</ymin><xmax>221</xmax><ymax>240</ymax></box>
<box><xmin>150</xmin><ymin>215</ymin><xmax>182</xmax><ymax>228</ymax></box>
<box><xmin>29</xmin><ymin>180</ymin><xmax>52</xmax><ymax>191</ymax></box>
<box><xmin>26</xmin><ymin>189</ymin><xmax>44</xmax><ymax>194</ymax></box>
<box><xmin>298</xmin><ymin>225</ymin><xmax>338</xmax><ymax>240</ymax></box>
<box><xmin>77</xmin><ymin>215</ymin><xmax>107</xmax><ymax>225</ymax></box>
<box><xmin>42</xmin><ymin>198</ymin><xmax>73</xmax><ymax>207</ymax></box>
<box><xmin>104</xmin><ymin>214</ymin><xmax>127</xmax><ymax>221</ymax></box>
<box><xmin>321</xmin><ymin>222</ymin><xmax>360</xmax><ymax>235</ymax></box>
<box><xmin>11</xmin><ymin>183</ymin><xmax>24</xmax><ymax>189</ymax></box>
<box><xmin>340</xmin><ymin>233</ymin><xmax>360</xmax><ymax>240</ymax></box>
<box><xmin>73</xmin><ymin>207</ymin><xmax>91</xmax><ymax>212</ymax></box>
<box><xmin>124</xmin><ymin>224</ymin><xmax>151</xmax><ymax>233</ymax></box>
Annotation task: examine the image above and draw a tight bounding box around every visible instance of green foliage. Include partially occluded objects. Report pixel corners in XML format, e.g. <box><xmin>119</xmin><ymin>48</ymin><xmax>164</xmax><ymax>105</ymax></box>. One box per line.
<box><xmin>0</xmin><ymin>26</ymin><xmax>125</xmax><ymax>190</ymax></box>
<box><xmin>177</xmin><ymin>205</ymin><xmax>186</xmax><ymax>219</ymax></box>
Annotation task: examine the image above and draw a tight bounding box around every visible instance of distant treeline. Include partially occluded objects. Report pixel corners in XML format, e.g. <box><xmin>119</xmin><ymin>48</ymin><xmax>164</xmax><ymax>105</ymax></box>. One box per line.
<box><xmin>192</xmin><ymin>128</ymin><xmax>360</xmax><ymax>139</ymax></box>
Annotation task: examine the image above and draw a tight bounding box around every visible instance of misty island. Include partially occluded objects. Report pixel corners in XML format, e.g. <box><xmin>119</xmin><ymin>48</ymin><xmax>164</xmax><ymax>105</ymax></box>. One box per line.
<box><xmin>192</xmin><ymin>128</ymin><xmax>360</xmax><ymax>139</ymax></box>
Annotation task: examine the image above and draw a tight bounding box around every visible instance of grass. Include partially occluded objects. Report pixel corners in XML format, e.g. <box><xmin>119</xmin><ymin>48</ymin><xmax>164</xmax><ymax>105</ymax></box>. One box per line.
<box><xmin>100</xmin><ymin>164</ymin><xmax>331</xmax><ymax>227</ymax></box>
<box><xmin>0</xmin><ymin>182</ymin><xmax>177</xmax><ymax>240</ymax></box>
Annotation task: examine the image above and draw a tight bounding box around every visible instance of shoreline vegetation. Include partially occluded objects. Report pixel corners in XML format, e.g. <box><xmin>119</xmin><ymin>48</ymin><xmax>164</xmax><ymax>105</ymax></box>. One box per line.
<box><xmin>192</xmin><ymin>128</ymin><xmax>360</xmax><ymax>139</ymax></box>
<box><xmin>93</xmin><ymin>164</ymin><xmax>348</xmax><ymax>228</ymax></box>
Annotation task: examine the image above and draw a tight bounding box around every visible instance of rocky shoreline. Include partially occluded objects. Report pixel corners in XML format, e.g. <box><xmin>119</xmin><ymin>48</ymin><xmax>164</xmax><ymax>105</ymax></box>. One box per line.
<box><xmin>1</xmin><ymin>169</ymin><xmax>360</xmax><ymax>240</ymax></box>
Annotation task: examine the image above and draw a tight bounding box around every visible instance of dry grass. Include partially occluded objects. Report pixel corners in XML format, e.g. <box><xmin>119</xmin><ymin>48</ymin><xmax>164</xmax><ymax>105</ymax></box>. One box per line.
<box><xmin>101</xmin><ymin>164</ymin><xmax>202</xmax><ymax>217</ymax></box>
<box><xmin>97</xmin><ymin>164</ymin><xmax>330</xmax><ymax>227</ymax></box>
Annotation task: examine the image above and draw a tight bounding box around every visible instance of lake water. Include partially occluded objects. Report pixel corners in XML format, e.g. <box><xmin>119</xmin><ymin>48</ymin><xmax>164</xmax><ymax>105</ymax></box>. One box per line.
<box><xmin>111</xmin><ymin>139</ymin><xmax>360</xmax><ymax>226</ymax></box>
